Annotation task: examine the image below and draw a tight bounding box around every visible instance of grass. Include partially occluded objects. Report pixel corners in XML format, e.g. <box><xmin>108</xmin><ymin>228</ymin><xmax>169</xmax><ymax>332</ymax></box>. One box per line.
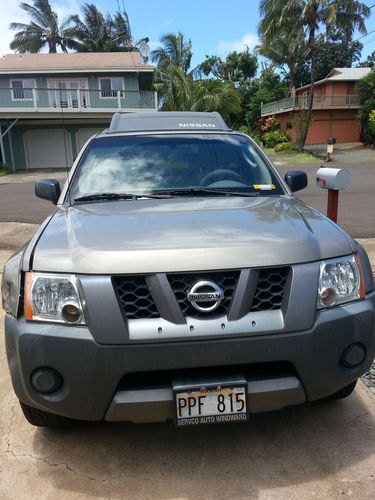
<box><xmin>0</xmin><ymin>169</ymin><xmax>11</xmax><ymax>177</ymax></box>
<box><xmin>264</xmin><ymin>147</ymin><xmax>321</xmax><ymax>165</ymax></box>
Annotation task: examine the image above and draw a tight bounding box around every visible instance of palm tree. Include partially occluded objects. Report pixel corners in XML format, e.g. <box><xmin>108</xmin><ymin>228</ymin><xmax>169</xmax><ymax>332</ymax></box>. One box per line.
<box><xmin>69</xmin><ymin>4</ymin><xmax>135</xmax><ymax>52</ymax></box>
<box><xmin>259</xmin><ymin>0</ymin><xmax>370</xmax><ymax>149</ymax></box>
<box><xmin>69</xmin><ymin>4</ymin><xmax>111</xmax><ymax>52</ymax></box>
<box><xmin>256</xmin><ymin>29</ymin><xmax>306</xmax><ymax>93</ymax></box>
<box><xmin>157</xmin><ymin>65</ymin><xmax>240</xmax><ymax>121</ymax></box>
<box><xmin>9</xmin><ymin>0</ymin><xmax>78</xmax><ymax>53</ymax></box>
<box><xmin>151</xmin><ymin>32</ymin><xmax>192</xmax><ymax>74</ymax></box>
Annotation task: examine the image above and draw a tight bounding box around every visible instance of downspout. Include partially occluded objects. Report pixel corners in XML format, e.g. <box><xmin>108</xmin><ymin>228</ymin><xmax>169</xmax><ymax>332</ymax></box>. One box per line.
<box><xmin>0</xmin><ymin>124</ymin><xmax>5</xmax><ymax>166</ymax></box>
<box><xmin>0</xmin><ymin>119</ymin><xmax>19</xmax><ymax>169</ymax></box>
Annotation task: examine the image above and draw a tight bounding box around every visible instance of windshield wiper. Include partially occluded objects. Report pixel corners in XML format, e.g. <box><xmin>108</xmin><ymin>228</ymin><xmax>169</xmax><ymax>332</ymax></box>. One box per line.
<box><xmin>151</xmin><ymin>188</ymin><xmax>260</xmax><ymax>197</ymax></box>
<box><xmin>73</xmin><ymin>192</ymin><xmax>172</xmax><ymax>204</ymax></box>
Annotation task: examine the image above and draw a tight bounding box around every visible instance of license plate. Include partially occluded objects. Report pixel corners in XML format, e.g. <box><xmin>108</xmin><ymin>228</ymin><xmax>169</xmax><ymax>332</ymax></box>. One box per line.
<box><xmin>174</xmin><ymin>384</ymin><xmax>248</xmax><ymax>427</ymax></box>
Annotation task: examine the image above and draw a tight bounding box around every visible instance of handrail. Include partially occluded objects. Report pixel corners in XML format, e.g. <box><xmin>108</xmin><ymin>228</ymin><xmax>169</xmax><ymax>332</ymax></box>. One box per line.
<box><xmin>261</xmin><ymin>94</ymin><xmax>360</xmax><ymax>116</ymax></box>
<box><xmin>0</xmin><ymin>87</ymin><xmax>157</xmax><ymax>111</ymax></box>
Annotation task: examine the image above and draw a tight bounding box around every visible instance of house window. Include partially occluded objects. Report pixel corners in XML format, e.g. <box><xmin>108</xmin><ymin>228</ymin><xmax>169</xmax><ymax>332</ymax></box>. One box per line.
<box><xmin>99</xmin><ymin>77</ymin><xmax>124</xmax><ymax>98</ymax></box>
<box><xmin>11</xmin><ymin>79</ymin><xmax>35</xmax><ymax>100</ymax></box>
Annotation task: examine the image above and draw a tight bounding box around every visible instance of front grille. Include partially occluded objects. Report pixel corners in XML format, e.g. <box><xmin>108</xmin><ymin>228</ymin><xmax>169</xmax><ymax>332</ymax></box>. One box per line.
<box><xmin>250</xmin><ymin>267</ymin><xmax>289</xmax><ymax>312</ymax></box>
<box><xmin>113</xmin><ymin>267</ymin><xmax>289</xmax><ymax>321</ymax></box>
<box><xmin>167</xmin><ymin>271</ymin><xmax>239</xmax><ymax>317</ymax></box>
<box><xmin>112</xmin><ymin>276</ymin><xmax>159</xmax><ymax>319</ymax></box>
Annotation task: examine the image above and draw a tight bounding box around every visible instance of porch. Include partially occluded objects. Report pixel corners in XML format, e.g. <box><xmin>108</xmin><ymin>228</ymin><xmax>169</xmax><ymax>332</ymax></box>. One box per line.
<box><xmin>261</xmin><ymin>94</ymin><xmax>360</xmax><ymax>117</ymax></box>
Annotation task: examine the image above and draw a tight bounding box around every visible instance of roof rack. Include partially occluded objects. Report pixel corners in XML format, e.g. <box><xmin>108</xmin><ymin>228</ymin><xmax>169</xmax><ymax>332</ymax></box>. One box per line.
<box><xmin>106</xmin><ymin>111</ymin><xmax>230</xmax><ymax>134</ymax></box>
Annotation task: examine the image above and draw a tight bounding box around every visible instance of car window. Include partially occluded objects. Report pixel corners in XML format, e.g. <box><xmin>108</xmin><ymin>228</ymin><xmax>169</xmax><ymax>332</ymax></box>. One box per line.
<box><xmin>69</xmin><ymin>134</ymin><xmax>284</xmax><ymax>200</ymax></box>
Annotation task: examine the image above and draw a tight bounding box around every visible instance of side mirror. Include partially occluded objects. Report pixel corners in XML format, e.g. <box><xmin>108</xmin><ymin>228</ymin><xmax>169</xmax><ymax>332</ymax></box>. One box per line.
<box><xmin>35</xmin><ymin>179</ymin><xmax>61</xmax><ymax>204</ymax></box>
<box><xmin>284</xmin><ymin>170</ymin><xmax>308</xmax><ymax>192</ymax></box>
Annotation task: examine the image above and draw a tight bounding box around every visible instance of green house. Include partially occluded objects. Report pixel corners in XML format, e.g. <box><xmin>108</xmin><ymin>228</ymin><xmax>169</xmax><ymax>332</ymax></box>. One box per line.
<box><xmin>0</xmin><ymin>52</ymin><xmax>157</xmax><ymax>170</ymax></box>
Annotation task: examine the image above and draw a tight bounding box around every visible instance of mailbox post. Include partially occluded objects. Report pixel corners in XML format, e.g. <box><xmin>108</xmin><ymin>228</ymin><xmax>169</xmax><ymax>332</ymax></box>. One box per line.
<box><xmin>316</xmin><ymin>167</ymin><xmax>351</xmax><ymax>223</ymax></box>
<box><xmin>326</xmin><ymin>137</ymin><xmax>336</xmax><ymax>162</ymax></box>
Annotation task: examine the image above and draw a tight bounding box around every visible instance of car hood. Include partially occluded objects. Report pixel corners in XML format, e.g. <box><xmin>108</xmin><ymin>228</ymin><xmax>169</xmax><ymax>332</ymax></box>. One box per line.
<box><xmin>32</xmin><ymin>196</ymin><xmax>354</xmax><ymax>274</ymax></box>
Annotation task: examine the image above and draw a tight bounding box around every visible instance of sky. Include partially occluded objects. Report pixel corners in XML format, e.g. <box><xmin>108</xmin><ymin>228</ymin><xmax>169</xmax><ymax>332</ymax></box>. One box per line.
<box><xmin>1</xmin><ymin>0</ymin><xmax>375</xmax><ymax>67</ymax></box>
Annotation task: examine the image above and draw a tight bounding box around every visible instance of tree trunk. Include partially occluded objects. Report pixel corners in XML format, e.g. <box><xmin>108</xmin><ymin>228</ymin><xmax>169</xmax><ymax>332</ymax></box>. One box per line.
<box><xmin>296</xmin><ymin>26</ymin><xmax>316</xmax><ymax>151</ymax></box>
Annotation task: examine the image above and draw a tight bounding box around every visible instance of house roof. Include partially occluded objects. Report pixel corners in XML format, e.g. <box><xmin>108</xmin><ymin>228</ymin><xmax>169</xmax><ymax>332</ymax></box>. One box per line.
<box><xmin>0</xmin><ymin>52</ymin><xmax>155</xmax><ymax>75</ymax></box>
<box><xmin>326</xmin><ymin>67</ymin><xmax>372</xmax><ymax>80</ymax></box>
<box><xmin>297</xmin><ymin>67</ymin><xmax>371</xmax><ymax>91</ymax></box>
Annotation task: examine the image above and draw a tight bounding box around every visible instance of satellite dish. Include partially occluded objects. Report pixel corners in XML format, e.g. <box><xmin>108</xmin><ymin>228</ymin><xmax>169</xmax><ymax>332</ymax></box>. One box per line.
<box><xmin>139</xmin><ymin>40</ymin><xmax>150</xmax><ymax>58</ymax></box>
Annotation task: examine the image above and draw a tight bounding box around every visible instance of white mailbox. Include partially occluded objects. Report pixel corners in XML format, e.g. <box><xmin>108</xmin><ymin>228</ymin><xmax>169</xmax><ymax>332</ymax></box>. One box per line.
<box><xmin>316</xmin><ymin>167</ymin><xmax>351</xmax><ymax>191</ymax></box>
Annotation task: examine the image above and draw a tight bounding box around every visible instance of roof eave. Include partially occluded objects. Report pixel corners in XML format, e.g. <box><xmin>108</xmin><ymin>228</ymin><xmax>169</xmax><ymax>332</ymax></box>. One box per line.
<box><xmin>0</xmin><ymin>67</ymin><xmax>155</xmax><ymax>75</ymax></box>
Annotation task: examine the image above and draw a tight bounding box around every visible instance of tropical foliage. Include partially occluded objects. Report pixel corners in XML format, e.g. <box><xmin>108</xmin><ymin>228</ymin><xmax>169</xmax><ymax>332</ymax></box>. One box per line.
<box><xmin>10</xmin><ymin>0</ymin><xmax>140</xmax><ymax>53</ymax></box>
<box><xmin>9</xmin><ymin>0</ymin><xmax>78</xmax><ymax>53</ymax></box>
<box><xmin>69</xmin><ymin>4</ymin><xmax>134</xmax><ymax>52</ymax></box>
<box><xmin>356</xmin><ymin>69</ymin><xmax>375</xmax><ymax>146</ymax></box>
<box><xmin>151</xmin><ymin>33</ymin><xmax>241</xmax><ymax>123</ymax></box>
<box><xmin>258</xmin><ymin>0</ymin><xmax>370</xmax><ymax>150</ymax></box>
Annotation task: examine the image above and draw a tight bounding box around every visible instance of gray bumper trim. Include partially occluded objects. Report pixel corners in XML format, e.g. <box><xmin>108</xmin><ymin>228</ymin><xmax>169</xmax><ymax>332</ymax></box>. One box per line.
<box><xmin>104</xmin><ymin>376</ymin><xmax>305</xmax><ymax>423</ymax></box>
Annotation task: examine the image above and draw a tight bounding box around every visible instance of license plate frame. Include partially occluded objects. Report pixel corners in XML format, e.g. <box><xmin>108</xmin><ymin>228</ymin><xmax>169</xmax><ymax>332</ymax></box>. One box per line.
<box><xmin>173</xmin><ymin>381</ymin><xmax>249</xmax><ymax>427</ymax></box>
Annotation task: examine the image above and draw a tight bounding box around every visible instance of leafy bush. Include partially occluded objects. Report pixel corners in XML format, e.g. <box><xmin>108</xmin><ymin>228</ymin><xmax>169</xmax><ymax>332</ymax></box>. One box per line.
<box><xmin>0</xmin><ymin>162</ymin><xmax>10</xmax><ymax>176</ymax></box>
<box><xmin>356</xmin><ymin>70</ymin><xmax>375</xmax><ymax>146</ymax></box>
<box><xmin>250</xmin><ymin>134</ymin><xmax>262</xmax><ymax>145</ymax></box>
<box><xmin>238</xmin><ymin>125</ymin><xmax>250</xmax><ymax>135</ymax></box>
<box><xmin>261</xmin><ymin>130</ymin><xmax>290</xmax><ymax>148</ymax></box>
<box><xmin>274</xmin><ymin>141</ymin><xmax>293</xmax><ymax>152</ymax></box>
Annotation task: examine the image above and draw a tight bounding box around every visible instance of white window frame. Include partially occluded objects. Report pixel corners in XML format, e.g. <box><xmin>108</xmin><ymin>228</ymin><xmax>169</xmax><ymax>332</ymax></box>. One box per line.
<box><xmin>10</xmin><ymin>78</ymin><xmax>36</xmax><ymax>101</ymax></box>
<box><xmin>99</xmin><ymin>77</ymin><xmax>124</xmax><ymax>99</ymax></box>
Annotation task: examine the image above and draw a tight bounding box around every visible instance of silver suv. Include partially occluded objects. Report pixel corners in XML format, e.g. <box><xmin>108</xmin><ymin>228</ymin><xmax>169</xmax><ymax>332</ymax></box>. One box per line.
<box><xmin>2</xmin><ymin>112</ymin><xmax>375</xmax><ymax>428</ymax></box>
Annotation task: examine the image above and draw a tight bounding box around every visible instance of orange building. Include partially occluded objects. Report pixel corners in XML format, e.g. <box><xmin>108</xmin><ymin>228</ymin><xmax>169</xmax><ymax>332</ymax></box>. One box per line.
<box><xmin>261</xmin><ymin>68</ymin><xmax>372</xmax><ymax>144</ymax></box>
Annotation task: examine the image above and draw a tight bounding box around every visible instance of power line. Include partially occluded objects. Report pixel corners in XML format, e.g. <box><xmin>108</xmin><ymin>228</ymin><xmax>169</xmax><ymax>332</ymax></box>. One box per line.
<box><xmin>352</xmin><ymin>28</ymin><xmax>375</xmax><ymax>42</ymax></box>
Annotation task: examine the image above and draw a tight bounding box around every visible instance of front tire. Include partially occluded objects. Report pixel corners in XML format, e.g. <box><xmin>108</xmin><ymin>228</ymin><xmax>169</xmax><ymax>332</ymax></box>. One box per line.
<box><xmin>327</xmin><ymin>380</ymin><xmax>357</xmax><ymax>400</ymax></box>
<box><xmin>20</xmin><ymin>401</ymin><xmax>76</xmax><ymax>428</ymax></box>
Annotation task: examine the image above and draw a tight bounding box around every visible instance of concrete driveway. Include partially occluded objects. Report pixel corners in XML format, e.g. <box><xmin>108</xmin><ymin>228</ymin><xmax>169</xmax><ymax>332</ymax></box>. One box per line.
<box><xmin>0</xmin><ymin>304</ymin><xmax>374</xmax><ymax>499</ymax></box>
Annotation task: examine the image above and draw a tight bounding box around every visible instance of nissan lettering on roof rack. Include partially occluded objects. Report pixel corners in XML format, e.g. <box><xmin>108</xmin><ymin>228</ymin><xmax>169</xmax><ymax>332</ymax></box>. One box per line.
<box><xmin>2</xmin><ymin>111</ymin><xmax>375</xmax><ymax>428</ymax></box>
<box><xmin>178</xmin><ymin>123</ymin><xmax>217</xmax><ymax>128</ymax></box>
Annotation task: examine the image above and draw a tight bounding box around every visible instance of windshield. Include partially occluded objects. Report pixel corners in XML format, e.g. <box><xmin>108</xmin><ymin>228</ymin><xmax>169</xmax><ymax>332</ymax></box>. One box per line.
<box><xmin>69</xmin><ymin>134</ymin><xmax>284</xmax><ymax>201</ymax></box>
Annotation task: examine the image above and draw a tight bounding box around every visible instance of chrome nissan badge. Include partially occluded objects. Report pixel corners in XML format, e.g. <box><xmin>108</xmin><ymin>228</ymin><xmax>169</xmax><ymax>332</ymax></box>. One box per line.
<box><xmin>187</xmin><ymin>280</ymin><xmax>224</xmax><ymax>313</ymax></box>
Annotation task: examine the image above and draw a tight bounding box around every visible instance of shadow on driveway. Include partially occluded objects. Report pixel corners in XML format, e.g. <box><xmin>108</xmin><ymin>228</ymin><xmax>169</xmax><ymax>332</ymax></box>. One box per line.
<box><xmin>3</xmin><ymin>388</ymin><xmax>373</xmax><ymax>498</ymax></box>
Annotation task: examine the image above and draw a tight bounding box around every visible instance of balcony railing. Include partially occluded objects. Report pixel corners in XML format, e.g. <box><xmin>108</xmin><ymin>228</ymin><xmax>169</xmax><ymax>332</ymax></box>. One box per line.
<box><xmin>261</xmin><ymin>94</ymin><xmax>360</xmax><ymax>116</ymax></box>
<box><xmin>0</xmin><ymin>87</ymin><xmax>158</xmax><ymax>112</ymax></box>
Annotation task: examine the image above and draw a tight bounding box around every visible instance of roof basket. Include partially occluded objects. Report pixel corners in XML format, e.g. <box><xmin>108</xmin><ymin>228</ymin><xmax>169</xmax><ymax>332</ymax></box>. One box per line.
<box><xmin>107</xmin><ymin>111</ymin><xmax>230</xmax><ymax>134</ymax></box>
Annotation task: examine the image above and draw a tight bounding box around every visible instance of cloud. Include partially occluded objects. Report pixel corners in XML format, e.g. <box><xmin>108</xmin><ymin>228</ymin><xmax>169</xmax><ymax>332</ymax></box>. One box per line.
<box><xmin>0</xmin><ymin>0</ymin><xmax>81</xmax><ymax>56</ymax></box>
<box><xmin>218</xmin><ymin>33</ymin><xmax>259</xmax><ymax>55</ymax></box>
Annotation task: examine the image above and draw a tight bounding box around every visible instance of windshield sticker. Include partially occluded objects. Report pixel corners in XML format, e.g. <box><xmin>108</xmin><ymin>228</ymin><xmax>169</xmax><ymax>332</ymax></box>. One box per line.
<box><xmin>253</xmin><ymin>184</ymin><xmax>276</xmax><ymax>190</ymax></box>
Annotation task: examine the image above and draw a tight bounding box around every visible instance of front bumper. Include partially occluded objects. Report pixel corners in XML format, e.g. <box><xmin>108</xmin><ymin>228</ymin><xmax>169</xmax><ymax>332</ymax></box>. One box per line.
<box><xmin>5</xmin><ymin>292</ymin><xmax>375</xmax><ymax>423</ymax></box>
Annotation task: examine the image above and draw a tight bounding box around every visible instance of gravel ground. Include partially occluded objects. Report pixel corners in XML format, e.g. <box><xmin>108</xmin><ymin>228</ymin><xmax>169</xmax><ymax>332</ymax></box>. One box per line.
<box><xmin>362</xmin><ymin>363</ymin><xmax>375</xmax><ymax>395</ymax></box>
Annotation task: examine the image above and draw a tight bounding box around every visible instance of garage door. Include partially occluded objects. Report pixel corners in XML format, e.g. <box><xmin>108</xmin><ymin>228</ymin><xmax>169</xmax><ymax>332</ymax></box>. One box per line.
<box><xmin>24</xmin><ymin>129</ymin><xmax>73</xmax><ymax>169</ymax></box>
<box><xmin>331</xmin><ymin>120</ymin><xmax>361</xmax><ymax>143</ymax></box>
<box><xmin>76</xmin><ymin>128</ymin><xmax>104</xmax><ymax>154</ymax></box>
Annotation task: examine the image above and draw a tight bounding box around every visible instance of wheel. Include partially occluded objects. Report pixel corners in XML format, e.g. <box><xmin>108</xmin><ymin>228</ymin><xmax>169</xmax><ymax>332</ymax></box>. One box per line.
<box><xmin>19</xmin><ymin>401</ymin><xmax>76</xmax><ymax>428</ymax></box>
<box><xmin>327</xmin><ymin>380</ymin><xmax>357</xmax><ymax>400</ymax></box>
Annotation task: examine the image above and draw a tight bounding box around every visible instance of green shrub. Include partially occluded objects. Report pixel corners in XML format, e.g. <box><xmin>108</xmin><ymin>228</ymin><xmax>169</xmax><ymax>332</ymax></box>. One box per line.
<box><xmin>261</xmin><ymin>130</ymin><xmax>290</xmax><ymax>148</ymax></box>
<box><xmin>238</xmin><ymin>125</ymin><xmax>250</xmax><ymax>135</ymax></box>
<box><xmin>274</xmin><ymin>141</ymin><xmax>293</xmax><ymax>152</ymax></box>
<box><xmin>250</xmin><ymin>134</ymin><xmax>262</xmax><ymax>145</ymax></box>
<box><xmin>0</xmin><ymin>162</ymin><xmax>10</xmax><ymax>176</ymax></box>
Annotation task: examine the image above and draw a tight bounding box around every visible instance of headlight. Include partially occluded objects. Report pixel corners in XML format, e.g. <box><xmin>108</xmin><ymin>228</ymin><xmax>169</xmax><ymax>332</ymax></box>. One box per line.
<box><xmin>318</xmin><ymin>255</ymin><xmax>364</xmax><ymax>309</ymax></box>
<box><xmin>24</xmin><ymin>272</ymin><xmax>86</xmax><ymax>325</ymax></box>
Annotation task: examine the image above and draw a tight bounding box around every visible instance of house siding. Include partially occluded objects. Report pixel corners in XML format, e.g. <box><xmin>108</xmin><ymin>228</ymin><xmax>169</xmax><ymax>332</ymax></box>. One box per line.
<box><xmin>278</xmin><ymin>109</ymin><xmax>361</xmax><ymax>144</ymax></box>
<box><xmin>0</xmin><ymin>58</ymin><xmax>156</xmax><ymax>169</ymax></box>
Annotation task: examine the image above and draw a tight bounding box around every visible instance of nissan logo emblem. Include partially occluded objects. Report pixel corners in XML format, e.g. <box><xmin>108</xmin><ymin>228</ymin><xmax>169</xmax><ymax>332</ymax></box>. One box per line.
<box><xmin>187</xmin><ymin>280</ymin><xmax>224</xmax><ymax>313</ymax></box>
